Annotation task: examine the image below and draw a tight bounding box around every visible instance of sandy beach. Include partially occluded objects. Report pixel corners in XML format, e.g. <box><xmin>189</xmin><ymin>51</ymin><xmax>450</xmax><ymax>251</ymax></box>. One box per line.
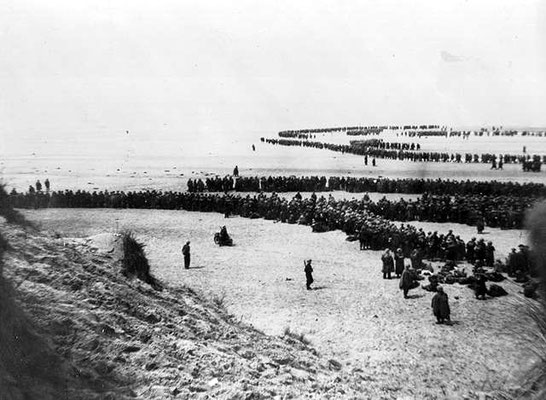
<box><xmin>3</xmin><ymin>131</ymin><xmax>545</xmax><ymax>397</ymax></box>
<box><xmin>20</xmin><ymin>205</ymin><xmax>536</xmax><ymax>399</ymax></box>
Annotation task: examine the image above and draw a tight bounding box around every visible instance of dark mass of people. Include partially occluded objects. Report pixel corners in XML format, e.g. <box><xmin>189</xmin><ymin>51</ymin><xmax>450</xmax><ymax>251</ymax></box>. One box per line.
<box><xmin>365</xmin><ymin>193</ymin><xmax>533</xmax><ymax>230</ymax></box>
<box><xmin>262</xmin><ymin>137</ymin><xmax>545</xmax><ymax>166</ymax></box>
<box><xmin>326</xmin><ymin>176</ymin><xmax>546</xmax><ymax>197</ymax></box>
<box><xmin>182</xmin><ymin>176</ymin><xmax>543</xmax><ymax>230</ymax></box>
<box><xmin>351</xmin><ymin>139</ymin><xmax>421</xmax><ymax>151</ymax></box>
<box><xmin>278</xmin><ymin>125</ymin><xmax>545</xmax><ymax>139</ymax></box>
<box><xmin>8</xmin><ymin>187</ymin><xmax>504</xmax><ymax>265</ymax></box>
<box><xmin>277</xmin><ymin>125</ymin><xmax>396</xmax><ymax>137</ymax></box>
<box><xmin>187</xmin><ymin>175</ymin><xmax>546</xmax><ymax>197</ymax></box>
<box><xmin>13</xmin><ymin>173</ymin><xmax>542</xmax><ymax>232</ymax></box>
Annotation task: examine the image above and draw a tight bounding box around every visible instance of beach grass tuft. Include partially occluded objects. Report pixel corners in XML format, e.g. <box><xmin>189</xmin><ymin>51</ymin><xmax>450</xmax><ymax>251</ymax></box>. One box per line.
<box><xmin>283</xmin><ymin>326</ymin><xmax>311</xmax><ymax>346</ymax></box>
<box><xmin>120</xmin><ymin>230</ymin><xmax>163</xmax><ymax>291</ymax></box>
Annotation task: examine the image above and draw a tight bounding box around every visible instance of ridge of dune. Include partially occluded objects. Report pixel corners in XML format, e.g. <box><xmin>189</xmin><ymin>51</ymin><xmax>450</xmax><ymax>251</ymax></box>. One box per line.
<box><xmin>0</xmin><ymin>221</ymin><xmax>370</xmax><ymax>399</ymax></box>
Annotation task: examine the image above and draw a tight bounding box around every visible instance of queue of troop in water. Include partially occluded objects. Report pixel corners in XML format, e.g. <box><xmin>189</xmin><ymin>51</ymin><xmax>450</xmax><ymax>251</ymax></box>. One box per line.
<box><xmin>262</xmin><ymin>137</ymin><xmax>545</xmax><ymax>169</ymax></box>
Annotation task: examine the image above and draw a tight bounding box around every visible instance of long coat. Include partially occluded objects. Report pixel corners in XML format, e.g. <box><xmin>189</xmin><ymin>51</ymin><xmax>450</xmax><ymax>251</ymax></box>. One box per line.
<box><xmin>395</xmin><ymin>254</ymin><xmax>405</xmax><ymax>275</ymax></box>
<box><xmin>381</xmin><ymin>253</ymin><xmax>394</xmax><ymax>273</ymax></box>
<box><xmin>399</xmin><ymin>269</ymin><xmax>414</xmax><ymax>290</ymax></box>
<box><xmin>431</xmin><ymin>292</ymin><xmax>450</xmax><ymax>319</ymax></box>
<box><xmin>305</xmin><ymin>263</ymin><xmax>314</xmax><ymax>286</ymax></box>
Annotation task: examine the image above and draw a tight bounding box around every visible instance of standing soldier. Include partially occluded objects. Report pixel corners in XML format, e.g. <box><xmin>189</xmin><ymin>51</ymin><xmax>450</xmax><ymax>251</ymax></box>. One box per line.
<box><xmin>476</xmin><ymin>215</ymin><xmax>485</xmax><ymax>234</ymax></box>
<box><xmin>304</xmin><ymin>259</ymin><xmax>314</xmax><ymax>290</ymax></box>
<box><xmin>394</xmin><ymin>248</ymin><xmax>405</xmax><ymax>278</ymax></box>
<box><xmin>431</xmin><ymin>286</ymin><xmax>451</xmax><ymax>324</ymax></box>
<box><xmin>182</xmin><ymin>241</ymin><xmax>191</xmax><ymax>269</ymax></box>
<box><xmin>35</xmin><ymin>180</ymin><xmax>42</xmax><ymax>192</ymax></box>
<box><xmin>399</xmin><ymin>264</ymin><xmax>415</xmax><ymax>299</ymax></box>
<box><xmin>45</xmin><ymin>178</ymin><xmax>50</xmax><ymax>192</ymax></box>
<box><xmin>381</xmin><ymin>249</ymin><xmax>394</xmax><ymax>279</ymax></box>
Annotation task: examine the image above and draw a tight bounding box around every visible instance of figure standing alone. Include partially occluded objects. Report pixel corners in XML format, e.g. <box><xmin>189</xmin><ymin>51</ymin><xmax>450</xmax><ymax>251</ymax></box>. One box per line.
<box><xmin>431</xmin><ymin>286</ymin><xmax>451</xmax><ymax>324</ymax></box>
<box><xmin>304</xmin><ymin>259</ymin><xmax>314</xmax><ymax>290</ymax></box>
<box><xmin>182</xmin><ymin>241</ymin><xmax>191</xmax><ymax>269</ymax></box>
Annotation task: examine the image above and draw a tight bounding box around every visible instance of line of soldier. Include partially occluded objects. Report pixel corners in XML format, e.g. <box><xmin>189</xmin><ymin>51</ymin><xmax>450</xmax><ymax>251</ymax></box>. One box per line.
<box><xmin>188</xmin><ymin>176</ymin><xmax>328</xmax><ymax>193</ymax></box>
<box><xmin>188</xmin><ymin>175</ymin><xmax>546</xmax><ymax>197</ymax></box>
<box><xmin>261</xmin><ymin>137</ymin><xmax>545</xmax><ymax>165</ymax></box>
<box><xmin>277</xmin><ymin>125</ymin><xmax>400</xmax><ymax>136</ymax></box>
<box><xmin>186</xmin><ymin>179</ymin><xmax>534</xmax><ymax>230</ymax></box>
<box><xmin>350</xmin><ymin>139</ymin><xmax>421</xmax><ymax>151</ymax></box>
<box><xmin>9</xmin><ymin>188</ymin><xmax>512</xmax><ymax>267</ymax></box>
<box><xmin>279</xmin><ymin>126</ymin><xmax>543</xmax><ymax>138</ymax></box>
<box><xmin>14</xmin><ymin>185</ymin><xmax>534</xmax><ymax>232</ymax></box>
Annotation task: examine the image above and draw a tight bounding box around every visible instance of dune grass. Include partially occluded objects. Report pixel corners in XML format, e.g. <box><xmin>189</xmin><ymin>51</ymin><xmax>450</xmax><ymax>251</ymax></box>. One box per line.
<box><xmin>283</xmin><ymin>326</ymin><xmax>311</xmax><ymax>346</ymax></box>
<box><xmin>120</xmin><ymin>230</ymin><xmax>163</xmax><ymax>291</ymax></box>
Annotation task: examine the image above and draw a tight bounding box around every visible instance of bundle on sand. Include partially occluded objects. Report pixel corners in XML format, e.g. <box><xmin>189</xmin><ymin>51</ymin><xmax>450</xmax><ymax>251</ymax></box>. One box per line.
<box><xmin>524</xmin><ymin>281</ymin><xmax>539</xmax><ymax>299</ymax></box>
<box><xmin>121</xmin><ymin>231</ymin><xmax>162</xmax><ymax>291</ymax></box>
<box><xmin>487</xmin><ymin>284</ymin><xmax>508</xmax><ymax>297</ymax></box>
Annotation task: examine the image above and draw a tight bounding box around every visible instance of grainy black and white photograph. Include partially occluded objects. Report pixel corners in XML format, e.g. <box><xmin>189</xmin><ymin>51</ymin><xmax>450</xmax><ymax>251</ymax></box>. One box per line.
<box><xmin>1</xmin><ymin>1</ymin><xmax>546</xmax><ymax>399</ymax></box>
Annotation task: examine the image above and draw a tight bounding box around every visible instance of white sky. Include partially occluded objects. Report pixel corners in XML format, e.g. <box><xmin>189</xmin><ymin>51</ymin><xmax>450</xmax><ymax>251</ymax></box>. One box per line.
<box><xmin>1</xmin><ymin>0</ymin><xmax>545</xmax><ymax>144</ymax></box>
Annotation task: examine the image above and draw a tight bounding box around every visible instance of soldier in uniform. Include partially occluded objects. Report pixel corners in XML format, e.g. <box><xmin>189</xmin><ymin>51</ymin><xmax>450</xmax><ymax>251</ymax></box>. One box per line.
<box><xmin>431</xmin><ymin>286</ymin><xmax>451</xmax><ymax>324</ymax></box>
<box><xmin>182</xmin><ymin>241</ymin><xmax>191</xmax><ymax>269</ymax></box>
<box><xmin>304</xmin><ymin>259</ymin><xmax>314</xmax><ymax>290</ymax></box>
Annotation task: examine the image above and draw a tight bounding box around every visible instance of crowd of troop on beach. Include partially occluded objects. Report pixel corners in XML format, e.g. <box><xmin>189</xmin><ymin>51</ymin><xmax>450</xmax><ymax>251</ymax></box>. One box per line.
<box><xmin>187</xmin><ymin>175</ymin><xmax>546</xmax><ymax>197</ymax></box>
<box><xmin>185</xmin><ymin>175</ymin><xmax>540</xmax><ymax>230</ymax></box>
<box><xmin>12</xmin><ymin>175</ymin><xmax>540</xmax><ymax>232</ymax></box>
<box><xmin>7</xmin><ymin>184</ymin><xmax>525</xmax><ymax>266</ymax></box>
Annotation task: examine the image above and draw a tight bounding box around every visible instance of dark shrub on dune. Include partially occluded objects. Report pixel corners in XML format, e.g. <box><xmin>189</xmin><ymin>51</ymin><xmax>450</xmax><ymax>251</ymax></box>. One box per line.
<box><xmin>120</xmin><ymin>231</ymin><xmax>162</xmax><ymax>291</ymax></box>
<box><xmin>0</xmin><ymin>183</ymin><xmax>32</xmax><ymax>226</ymax></box>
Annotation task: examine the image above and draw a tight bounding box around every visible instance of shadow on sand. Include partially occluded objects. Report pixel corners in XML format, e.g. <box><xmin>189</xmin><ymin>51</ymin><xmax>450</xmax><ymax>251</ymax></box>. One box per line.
<box><xmin>437</xmin><ymin>320</ymin><xmax>460</xmax><ymax>326</ymax></box>
<box><xmin>406</xmin><ymin>294</ymin><xmax>425</xmax><ymax>299</ymax></box>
